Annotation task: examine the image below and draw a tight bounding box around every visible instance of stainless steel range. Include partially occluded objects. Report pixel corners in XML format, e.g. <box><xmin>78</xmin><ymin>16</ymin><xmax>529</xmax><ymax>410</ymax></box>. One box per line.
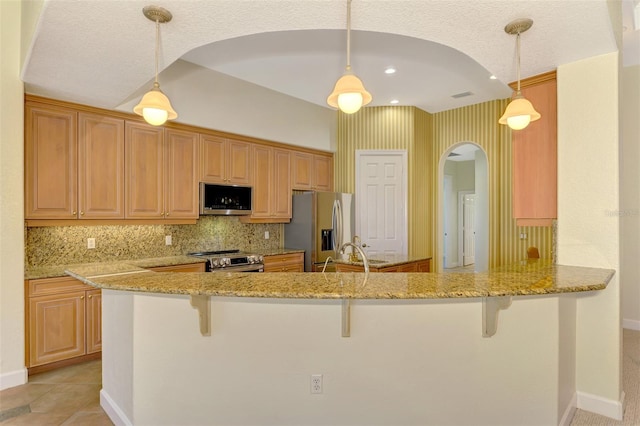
<box><xmin>188</xmin><ymin>250</ymin><xmax>264</xmax><ymax>272</ymax></box>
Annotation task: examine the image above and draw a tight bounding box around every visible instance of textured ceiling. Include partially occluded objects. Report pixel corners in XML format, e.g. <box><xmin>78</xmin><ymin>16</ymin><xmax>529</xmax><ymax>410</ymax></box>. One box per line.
<box><xmin>22</xmin><ymin>0</ymin><xmax>625</xmax><ymax>113</ymax></box>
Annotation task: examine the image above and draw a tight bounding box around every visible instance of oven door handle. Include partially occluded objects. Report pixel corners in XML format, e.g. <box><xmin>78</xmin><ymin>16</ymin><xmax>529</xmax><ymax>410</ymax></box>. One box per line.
<box><xmin>212</xmin><ymin>264</ymin><xmax>264</xmax><ymax>273</ymax></box>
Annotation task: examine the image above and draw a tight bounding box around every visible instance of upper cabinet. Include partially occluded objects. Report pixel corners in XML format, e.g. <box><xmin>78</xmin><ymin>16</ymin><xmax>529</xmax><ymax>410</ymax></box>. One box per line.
<box><xmin>200</xmin><ymin>135</ymin><xmax>251</xmax><ymax>185</ymax></box>
<box><xmin>291</xmin><ymin>152</ymin><xmax>333</xmax><ymax>192</ymax></box>
<box><xmin>25</xmin><ymin>103</ymin><xmax>77</xmax><ymax>219</ymax></box>
<box><xmin>78</xmin><ymin>113</ymin><xmax>125</xmax><ymax>218</ymax></box>
<box><xmin>242</xmin><ymin>145</ymin><xmax>291</xmax><ymax>223</ymax></box>
<box><xmin>125</xmin><ymin>123</ymin><xmax>198</xmax><ymax>219</ymax></box>
<box><xmin>511</xmin><ymin>71</ymin><xmax>557</xmax><ymax>226</ymax></box>
<box><xmin>25</xmin><ymin>103</ymin><xmax>125</xmax><ymax>220</ymax></box>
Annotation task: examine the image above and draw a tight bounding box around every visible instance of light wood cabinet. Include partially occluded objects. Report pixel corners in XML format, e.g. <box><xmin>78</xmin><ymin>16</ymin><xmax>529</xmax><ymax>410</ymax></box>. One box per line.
<box><xmin>242</xmin><ymin>145</ymin><xmax>291</xmax><ymax>223</ymax></box>
<box><xmin>25</xmin><ymin>104</ymin><xmax>126</xmax><ymax>220</ymax></box>
<box><xmin>200</xmin><ymin>135</ymin><xmax>251</xmax><ymax>185</ymax></box>
<box><xmin>25</xmin><ymin>103</ymin><xmax>78</xmax><ymax>219</ymax></box>
<box><xmin>291</xmin><ymin>152</ymin><xmax>333</xmax><ymax>191</ymax></box>
<box><xmin>511</xmin><ymin>72</ymin><xmax>557</xmax><ymax>226</ymax></box>
<box><xmin>263</xmin><ymin>252</ymin><xmax>304</xmax><ymax>272</ymax></box>
<box><xmin>78</xmin><ymin>113</ymin><xmax>125</xmax><ymax>218</ymax></box>
<box><xmin>125</xmin><ymin>123</ymin><xmax>198</xmax><ymax>219</ymax></box>
<box><xmin>335</xmin><ymin>258</ymin><xmax>430</xmax><ymax>273</ymax></box>
<box><xmin>26</xmin><ymin>276</ymin><xmax>101</xmax><ymax>369</ymax></box>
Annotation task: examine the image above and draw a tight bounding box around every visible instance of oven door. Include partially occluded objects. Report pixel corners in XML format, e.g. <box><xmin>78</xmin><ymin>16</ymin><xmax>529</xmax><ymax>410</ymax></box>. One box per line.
<box><xmin>212</xmin><ymin>264</ymin><xmax>264</xmax><ymax>273</ymax></box>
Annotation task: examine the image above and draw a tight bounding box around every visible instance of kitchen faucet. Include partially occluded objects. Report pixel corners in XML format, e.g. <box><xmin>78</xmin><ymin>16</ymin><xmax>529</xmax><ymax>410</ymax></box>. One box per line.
<box><xmin>340</xmin><ymin>242</ymin><xmax>370</xmax><ymax>274</ymax></box>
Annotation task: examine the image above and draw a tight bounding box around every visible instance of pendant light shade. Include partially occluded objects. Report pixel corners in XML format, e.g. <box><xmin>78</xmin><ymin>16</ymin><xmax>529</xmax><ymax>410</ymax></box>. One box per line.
<box><xmin>134</xmin><ymin>5</ymin><xmax>177</xmax><ymax>126</ymax></box>
<box><xmin>499</xmin><ymin>18</ymin><xmax>540</xmax><ymax>130</ymax></box>
<box><xmin>327</xmin><ymin>68</ymin><xmax>372</xmax><ymax>114</ymax></box>
<box><xmin>327</xmin><ymin>0</ymin><xmax>371</xmax><ymax>114</ymax></box>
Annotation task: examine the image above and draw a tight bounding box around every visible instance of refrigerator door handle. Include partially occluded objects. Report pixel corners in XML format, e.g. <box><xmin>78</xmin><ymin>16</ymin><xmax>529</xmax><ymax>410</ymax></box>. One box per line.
<box><xmin>334</xmin><ymin>200</ymin><xmax>343</xmax><ymax>255</ymax></box>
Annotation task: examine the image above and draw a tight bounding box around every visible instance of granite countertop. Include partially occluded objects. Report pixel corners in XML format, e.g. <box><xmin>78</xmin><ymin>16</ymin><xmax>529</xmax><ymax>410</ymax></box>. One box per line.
<box><xmin>25</xmin><ymin>255</ymin><xmax>207</xmax><ymax>280</ymax></box>
<box><xmin>25</xmin><ymin>249</ymin><xmax>305</xmax><ymax>280</ymax></box>
<box><xmin>334</xmin><ymin>253</ymin><xmax>432</xmax><ymax>268</ymax></box>
<box><xmin>64</xmin><ymin>259</ymin><xmax>615</xmax><ymax>300</ymax></box>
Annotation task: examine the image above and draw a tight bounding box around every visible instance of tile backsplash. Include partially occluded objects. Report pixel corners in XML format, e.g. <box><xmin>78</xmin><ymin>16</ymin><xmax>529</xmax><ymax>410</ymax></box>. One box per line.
<box><xmin>25</xmin><ymin>216</ymin><xmax>282</xmax><ymax>267</ymax></box>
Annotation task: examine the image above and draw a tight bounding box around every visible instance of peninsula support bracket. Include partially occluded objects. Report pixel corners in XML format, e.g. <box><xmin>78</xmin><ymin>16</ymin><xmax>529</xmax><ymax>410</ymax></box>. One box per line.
<box><xmin>482</xmin><ymin>296</ymin><xmax>512</xmax><ymax>337</ymax></box>
<box><xmin>342</xmin><ymin>299</ymin><xmax>351</xmax><ymax>337</ymax></box>
<box><xmin>190</xmin><ymin>295</ymin><xmax>211</xmax><ymax>336</ymax></box>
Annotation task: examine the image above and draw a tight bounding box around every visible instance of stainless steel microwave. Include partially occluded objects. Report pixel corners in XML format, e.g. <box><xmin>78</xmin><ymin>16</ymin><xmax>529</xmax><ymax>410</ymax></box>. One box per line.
<box><xmin>199</xmin><ymin>183</ymin><xmax>252</xmax><ymax>216</ymax></box>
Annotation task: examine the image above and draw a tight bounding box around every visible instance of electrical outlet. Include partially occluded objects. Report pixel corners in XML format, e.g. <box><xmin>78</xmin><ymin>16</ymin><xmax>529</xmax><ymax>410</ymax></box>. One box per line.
<box><xmin>264</xmin><ymin>231</ymin><xmax>270</xmax><ymax>239</ymax></box>
<box><xmin>165</xmin><ymin>235</ymin><xmax>172</xmax><ymax>246</ymax></box>
<box><xmin>311</xmin><ymin>374</ymin><xmax>323</xmax><ymax>394</ymax></box>
<box><xmin>519</xmin><ymin>232</ymin><xmax>528</xmax><ymax>240</ymax></box>
<box><xmin>87</xmin><ymin>238</ymin><xmax>96</xmax><ymax>249</ymax></box>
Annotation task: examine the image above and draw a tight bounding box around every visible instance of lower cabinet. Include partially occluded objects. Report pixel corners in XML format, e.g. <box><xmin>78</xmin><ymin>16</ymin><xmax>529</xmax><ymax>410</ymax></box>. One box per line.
<box><xmin>263</xmin><ymin>252</ymin><xmax>304</xmax><ymax>272</ymax></box>
<box><xmin>26</xmin><ymin>276</ymin><xmax>101</xmax><ymax>370</ymax></box>
<box><xmin>336</xmin><ymin>259</ymin><xmax>430</xmax><ymax>273</ymax></box>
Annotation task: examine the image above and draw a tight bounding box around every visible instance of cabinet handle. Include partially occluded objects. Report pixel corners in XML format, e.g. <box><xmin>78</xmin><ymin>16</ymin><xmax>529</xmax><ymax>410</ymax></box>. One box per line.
<box><xmin>80</xmin><ymin>211</ymin><xmax>84</xmax><ymax>216</ymax></box>
<box><xmin>81</xmin><ymin>296</ymin><xmax>84</xmax><ymax>300</ymax></box>
<box><xmin>160</xmin><ymin>212</ymin><xmax>164</xmax><ymax>216</ymax></box>
<box><xmin>88</xmin><ymin>295</ymin><xmax>92</xmax><ymax>299</ymax></box>
<box><xmin>72</xmin><ymin>211</ymin><xmax>77</xmax><ymax>215</ymax></box>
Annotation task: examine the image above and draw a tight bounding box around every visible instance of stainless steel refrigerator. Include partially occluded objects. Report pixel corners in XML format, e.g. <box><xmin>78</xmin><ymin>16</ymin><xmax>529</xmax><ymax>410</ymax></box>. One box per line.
<box><xmin>284</xmin><ymin>192</ymin><xmax>354</xmax><ymax>272</ymax></box>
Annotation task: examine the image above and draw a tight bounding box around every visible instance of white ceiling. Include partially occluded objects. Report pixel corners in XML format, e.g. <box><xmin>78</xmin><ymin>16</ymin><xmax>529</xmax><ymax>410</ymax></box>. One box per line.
<box><xmin>22</xmin><ymin>0</ymin><xmax>631</xmax><ymax>114</ymax></box>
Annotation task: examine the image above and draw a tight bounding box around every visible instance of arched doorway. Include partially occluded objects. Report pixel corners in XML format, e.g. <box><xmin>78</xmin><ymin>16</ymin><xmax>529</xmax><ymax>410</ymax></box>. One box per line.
<box><xmin>437</xmin><ymin>142</ymin><xmax>489</xmax><ymax>273</ymax></box>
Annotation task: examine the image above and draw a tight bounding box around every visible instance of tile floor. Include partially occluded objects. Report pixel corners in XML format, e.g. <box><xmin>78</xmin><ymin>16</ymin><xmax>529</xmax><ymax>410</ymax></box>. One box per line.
<box><xmin>0</xmin><ymin>360</ymin><xmax>112</xmax><ymax>425</ymax></box>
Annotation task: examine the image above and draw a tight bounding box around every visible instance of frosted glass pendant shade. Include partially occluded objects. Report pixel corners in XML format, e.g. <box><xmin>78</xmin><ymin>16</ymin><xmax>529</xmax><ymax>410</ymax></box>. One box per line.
<box><xmin>133</xmin><ymin>82</ymin><xmax>178</xmax><ymax>126</ymax></box>
<box><xmin>499</xmin><ymin>93</ymin><xmax>541</xmax><ymax>130</ymax></box>
<box><xmin>327</xmin><ymin>71</ymin><xmax>372</xmax><ymax>114</ymax></box>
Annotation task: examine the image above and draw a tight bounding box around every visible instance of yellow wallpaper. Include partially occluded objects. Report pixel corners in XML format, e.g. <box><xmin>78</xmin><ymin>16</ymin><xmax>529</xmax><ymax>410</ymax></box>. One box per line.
<box><xmin>334</xmin><ymin>101</ymin><xmax>552</xmax><ymax>271</ymax></box>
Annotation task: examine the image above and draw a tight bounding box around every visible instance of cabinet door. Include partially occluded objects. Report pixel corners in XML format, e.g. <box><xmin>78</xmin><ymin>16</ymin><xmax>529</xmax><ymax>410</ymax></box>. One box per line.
<box><xmin>165</xmin><ymin>129</ymin><xmax>199</xmax><ymax>219</ymax></box>
<box><xmin>272</xmin><ymin>149</ymin><xmax>291</xmax><ymax>219</ymax></box>
<box><xmin>292</xmin><ymin>151</ymin><xmax>313</xmax><ymax>190</ymax></box>
<box><xmin>251</xmin><ymin>145</ymin><xmax>272</xmax><ymax>218</ymax></box>
<box><xmin>86</xmin><ymin>289</ymin><xmax>102</xmax><ymax>354</ymax></box>
<box><xmin>512</xmin><ymin>78</ymin><xmax>557</xmax><ymax>226</ymax></box>
<box><xmin>200</xmin><ymin>135</ymin><xmax>226</xmax><ymax>183</ymax></box>
<box><xmin>313</xmin><ymin>155</ymin><xmax>333</xmax><ymax>192</ymax></box>
<box><xmin>125</xmin><ymin>122</ymin><xmax>165</xmax><ymax>218</ymax></box>
<box><xmin>226</xmin><ymin>140</ymin><xmax>251</xmax><ymax>184</ymax></box>
<box><xmin>25</xmin><ymin>104</ymin><xmax>77</xmax><ymax>219</ymax></box>
<box><xmin>29</xmin><ymin>292</ymin><xmax>86</xmax><ymax>367</ymax></box>
<box><xmin>78</xmin><ymin>113</ymin><xmax>125</xmax><ymax>218</ymax></box>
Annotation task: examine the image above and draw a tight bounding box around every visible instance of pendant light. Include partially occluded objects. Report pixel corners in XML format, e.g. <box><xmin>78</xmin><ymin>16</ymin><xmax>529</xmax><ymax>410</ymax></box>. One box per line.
<box><xmin>499</xmin><ymin>18</ymin><xmax>541</xmax><ymax>131</ymax></box>
<box><xmin>327</xmin><ymin>0</ymin><xmax>371</xmax><ymax>114</ymax></box>
<box><xmin>133</xmin><ymin>5</ymin><xmax>178</xmax><ymax>126</ymax></box>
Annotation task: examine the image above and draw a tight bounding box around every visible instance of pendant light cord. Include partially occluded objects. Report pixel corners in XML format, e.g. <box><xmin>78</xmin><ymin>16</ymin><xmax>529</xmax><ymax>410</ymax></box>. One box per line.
<box><xmin>516</xmin><ymin>31</ymin><xmax>521</xmax><ymax>93</ymax></box>
<box><xmin>154</xmin><ymin>18</ymin><xmax>160</xmax><ymax>85</ymax></box>
<box><xmin>346</xmin><ymin>0</ymin><xmax>352</xmax><ymax>71</ymax></box>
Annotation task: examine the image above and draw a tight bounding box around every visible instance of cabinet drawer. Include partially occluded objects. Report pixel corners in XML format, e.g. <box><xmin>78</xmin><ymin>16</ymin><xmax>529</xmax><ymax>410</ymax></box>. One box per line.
<box><xmin>28</xmin><ymin>276</ymin><xmax>93</xmax><ymax>297</ymax></box>
<box><xmin>263</xmin><ymin>253</ymin><xmax>303</xmax><ymax>272</ymax></box>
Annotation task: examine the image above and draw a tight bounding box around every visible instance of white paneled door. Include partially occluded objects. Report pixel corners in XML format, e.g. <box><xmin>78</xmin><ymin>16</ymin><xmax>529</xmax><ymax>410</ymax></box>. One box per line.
<box><xmin>355</xmin><ymin>150</ymin><xmax>407</xmax><ymax>257</ymax></box>
<box><xmin>462</xmin><ymin>193</ymin><xmax>476</xmax><ymax>266</ymax></box>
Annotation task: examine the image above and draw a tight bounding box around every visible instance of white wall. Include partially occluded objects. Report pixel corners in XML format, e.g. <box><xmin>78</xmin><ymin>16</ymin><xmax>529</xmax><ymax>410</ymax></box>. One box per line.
<box><xmin>102</xmin><ymin>290</ymin><xmax>575</xmax><ymax>426</ymax></box>
<box><xmin>0</xmin><ymin>0</ymin><xmax>27</xmax><ymax>390</ymax></box>
<box><xmin>557</xmin><ymin>52</ymin><xmax>623</xmax><ymax>418</ymax></box>
<box><xmin>116</xmin><ymin>60</ymin><xmax>337</xmax><ymax>152</ymax></box>
<box><xmin>620</xmin><ymin>65</ymin><xmax>640</xmax><ymax>330</ymax></box>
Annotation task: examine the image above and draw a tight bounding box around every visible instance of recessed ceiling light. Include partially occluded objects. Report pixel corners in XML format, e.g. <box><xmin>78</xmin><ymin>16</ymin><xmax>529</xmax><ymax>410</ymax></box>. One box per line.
<box><xmin>384</xmin><ymin>67</ymin><xmax>397</xmax><ymax>75</ymax></box>
<box><xmin>390</xmin><ymin>99</ymin><xmax>399</xmax><ymax>104</ymax></box>
<box><xmin>489</xmin><ymin>75</ymin><xmax>497</xmax><ymax>80</ymax></box>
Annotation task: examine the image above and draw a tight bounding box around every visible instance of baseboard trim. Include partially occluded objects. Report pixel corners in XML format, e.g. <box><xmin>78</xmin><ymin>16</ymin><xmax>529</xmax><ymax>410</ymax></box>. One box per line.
<box><xmin>559</xmin><ymin>393</ymin><xmax>577</xmax><ymax>426</ymax></box>
<box><xmin>622</xmin><ymin>318</ymin><xmax>640</xmax><ymax>330</ymax></box>
<box><xmin>100</xmin><ymin>389</ymin><xmax>133</xmax><ymax>426</ymax></box>
<box><xmin>0</xmin><ymin>367</ymin><xmax>27</xmax><ymax>391</ymax></box>
<box><xmin>576</xmin><ymin>390</ymin><xmax>625</xmax><ymax>421</ymax></box>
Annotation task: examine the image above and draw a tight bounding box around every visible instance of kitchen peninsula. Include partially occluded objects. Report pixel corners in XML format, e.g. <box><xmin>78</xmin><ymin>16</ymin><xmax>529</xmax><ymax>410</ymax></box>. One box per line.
<box><xmin>65</xmin><ymin>260</ymin><xmax>614</xmax><ymax>426</ymax></box>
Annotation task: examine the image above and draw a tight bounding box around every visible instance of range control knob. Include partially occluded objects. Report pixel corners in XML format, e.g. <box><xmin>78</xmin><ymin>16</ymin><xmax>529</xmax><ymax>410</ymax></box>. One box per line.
<box><xmin>211</xmin><ymin>259</ymin><xmax>219</xmax><ymax>268</ymax></box>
